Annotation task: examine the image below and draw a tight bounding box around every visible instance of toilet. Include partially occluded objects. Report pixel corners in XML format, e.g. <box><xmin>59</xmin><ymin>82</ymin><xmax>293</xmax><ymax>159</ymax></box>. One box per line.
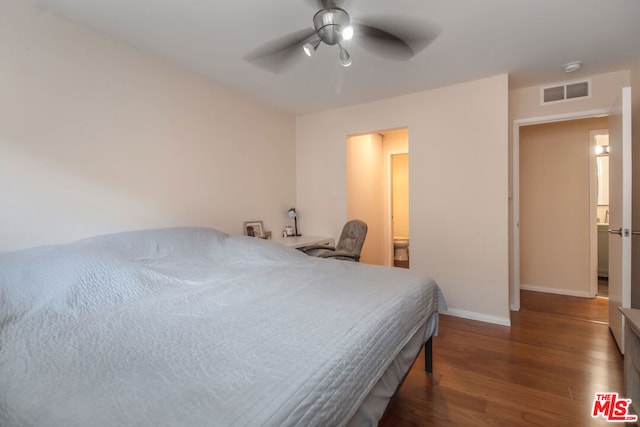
<box><xmin>393</xmin><ymin>238</ymin><xmax>410</xmax><ymax>261</ymax></box>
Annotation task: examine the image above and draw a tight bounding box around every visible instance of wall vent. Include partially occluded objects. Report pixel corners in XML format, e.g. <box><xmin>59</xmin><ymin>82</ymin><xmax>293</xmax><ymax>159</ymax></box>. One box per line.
<box><xmin>541</xmin><ymin>80</ymin><xmax>591</xmax><ymax>104</ymax></box>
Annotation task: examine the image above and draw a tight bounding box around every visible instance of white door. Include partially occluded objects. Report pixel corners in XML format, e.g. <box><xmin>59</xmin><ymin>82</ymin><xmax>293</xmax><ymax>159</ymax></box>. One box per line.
<box><xmin>608</xmin><ymin>86</ymin><xmax>632</xmax><ymax>353</ymax></box>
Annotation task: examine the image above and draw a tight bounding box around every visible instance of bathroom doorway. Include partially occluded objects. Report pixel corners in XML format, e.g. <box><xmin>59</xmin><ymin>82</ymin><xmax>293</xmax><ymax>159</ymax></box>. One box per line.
<box><xmin>346</xmin><ymin>128</ymin><xmax>409</xmax><ymax>266</ymax></box>
<box><xmin>391</xmin><ymin>153</ymin><xmax>409</xmax><ymax>268</ymax></box>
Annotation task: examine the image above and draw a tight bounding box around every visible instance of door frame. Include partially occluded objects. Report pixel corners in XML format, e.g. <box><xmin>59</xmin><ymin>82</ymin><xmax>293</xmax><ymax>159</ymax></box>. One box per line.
<box><xmin>590</xmin><ymin>129</ymin><xmax>610</xmax><ymax>291</ymax></box>
<box><xmin>608</xmin><ymin>86</ymin><xmax>633</xmax><ymax>353</ymax></box>
<box><xmin>384</xmin><ymin>150</ymin><xmax>409</xmax><ymax>267</ymax></box>
<box><xmin>511</xmin><ymin>108</ymin><xmax>609</xmax><ymax>311</ymax></box>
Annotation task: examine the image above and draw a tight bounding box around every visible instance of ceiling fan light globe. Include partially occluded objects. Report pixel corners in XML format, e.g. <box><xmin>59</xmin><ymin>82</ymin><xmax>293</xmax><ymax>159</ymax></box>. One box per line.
<box><xmin>303</xmin><ymin>39</ymin><xmax>321</xmax><ymax>57</ymax></box>
<box><xmin>303</xmin><ymin>43</ymin><xmax>314</xmax><ymax>57</ymax></box>
<box><xmin>342</xmin><ymin>26</ymin><xmax>354</xmax><ymax>41</ymax></box>
<box><xmin>339</xmin><ymin>45</ymin><xmax>352</xmax><ymax>67</ymax></box>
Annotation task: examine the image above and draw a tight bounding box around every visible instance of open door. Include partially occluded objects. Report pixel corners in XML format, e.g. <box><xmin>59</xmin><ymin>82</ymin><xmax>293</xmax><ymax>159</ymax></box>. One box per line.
<box><xmin>608</xmin><ymin>86</ymin><xmax>632</xmax><ymax>353</ymax></box>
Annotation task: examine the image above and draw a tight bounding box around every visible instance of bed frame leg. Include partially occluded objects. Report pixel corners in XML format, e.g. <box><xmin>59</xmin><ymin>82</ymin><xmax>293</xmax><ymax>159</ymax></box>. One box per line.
<box><xmin>424</xmin><ymin>337</ymin><xmax>433</xmax><ymax>374</ymax></box>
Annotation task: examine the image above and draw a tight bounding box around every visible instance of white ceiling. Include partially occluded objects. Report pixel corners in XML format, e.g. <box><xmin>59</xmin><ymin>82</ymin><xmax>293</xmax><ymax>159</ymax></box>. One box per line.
<box><xmin>34</xmin><ymin>0</ymin><xmax>640</xmax><ymax>115</ymax></box>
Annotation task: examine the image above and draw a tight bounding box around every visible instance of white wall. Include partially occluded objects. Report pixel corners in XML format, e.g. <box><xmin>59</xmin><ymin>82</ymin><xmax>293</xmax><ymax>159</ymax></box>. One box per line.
<box><xmin>297</xmin><ymin>75</ymin><xmax>511</xmax><ymax>325</ymax></box>
<box><xmin>509</xmin><ymin>71</ymin><xmax>631</xmax><ymax>120</ymax></box>
<box><xmin>346</xmin><ymin>133</ymin><xmax>384</xmax><ymax>265</ymax></box>
<box><xmin>0</xmin><ymin>1</ymin><xmax>296</xmax><ymax>251</ymax></box>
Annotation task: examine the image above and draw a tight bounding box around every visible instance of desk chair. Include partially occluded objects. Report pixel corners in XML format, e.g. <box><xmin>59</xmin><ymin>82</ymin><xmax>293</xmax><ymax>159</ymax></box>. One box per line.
<box><xmin>302</xmin><ymin>220</ymin><xmax>367</xmax><ymax>262</ymax></box>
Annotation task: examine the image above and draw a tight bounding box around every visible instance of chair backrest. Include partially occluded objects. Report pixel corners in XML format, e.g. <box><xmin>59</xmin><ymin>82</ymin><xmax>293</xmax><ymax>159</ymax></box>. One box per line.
<box><xmin>335</xmin><ymin>220</ymin><xmax>368</xmax><ymax>257</ymax></box>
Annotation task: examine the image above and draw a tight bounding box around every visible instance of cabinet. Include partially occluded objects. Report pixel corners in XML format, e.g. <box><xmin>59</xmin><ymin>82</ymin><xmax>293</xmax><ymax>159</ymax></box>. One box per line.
<box><xmin>620</xmin><ymin>308</ymin><xmax>640</xmax><ymax>417</ymax></box>
<box><xmin>598</xmin><ymin>224</ymin><xmax>609</xmax><ymax>278</ymax></box>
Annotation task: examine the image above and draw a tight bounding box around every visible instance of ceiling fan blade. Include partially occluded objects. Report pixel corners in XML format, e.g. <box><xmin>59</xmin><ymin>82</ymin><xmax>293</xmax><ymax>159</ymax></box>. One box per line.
<box><xmin>353</xmin><ymin>19</ymin><xmax>441</xmax><ymax>61</ymax></box>
<box><xmin>354</xmin><ymin>24</ymin><xmax>414</xmax><ymax>60</ymax></box>
<box><xmin>244</xmin><ymin>28</ymin><xmax>317</xmax><ymax>73</ymax></box>
<box><xmin>304</xmin><ymin>0</ymin><xmax>339</xmax><ymax>9</ymax></box>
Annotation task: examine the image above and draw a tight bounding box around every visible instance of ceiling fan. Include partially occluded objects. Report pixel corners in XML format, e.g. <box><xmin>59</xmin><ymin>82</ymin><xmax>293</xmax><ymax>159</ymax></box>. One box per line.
<box><xmin>245</xmin><ymin>0</ymin><xmax>440</xmax><ymax>72</ymax></box>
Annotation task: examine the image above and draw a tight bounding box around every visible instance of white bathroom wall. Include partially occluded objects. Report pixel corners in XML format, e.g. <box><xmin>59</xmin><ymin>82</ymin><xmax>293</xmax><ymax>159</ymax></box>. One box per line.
<box><xmin>391</xmin><ymin>154</ymin><xmax>409</xmax><ymax>239</ymax></box>
<box><xmin>346</xmin><ymin>133</ymin><xmax>384</xmax><ymax>265</ymax></box>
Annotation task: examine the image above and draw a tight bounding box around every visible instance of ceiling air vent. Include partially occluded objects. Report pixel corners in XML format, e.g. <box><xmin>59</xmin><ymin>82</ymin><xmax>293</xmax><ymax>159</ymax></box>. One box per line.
<box><xmin>541</xmin><ymin>80</ymin><xmax>591</xmax><ymax>104</ymax></box>
<box><xmin>566</xmin><ymin>81</ymin><xmax>589</xmax><ymax>99</ymax></box>
<box><xmin>543</xmin><ymin>85</ymin><xmax>565</xmax><ymax>103</ymax></box>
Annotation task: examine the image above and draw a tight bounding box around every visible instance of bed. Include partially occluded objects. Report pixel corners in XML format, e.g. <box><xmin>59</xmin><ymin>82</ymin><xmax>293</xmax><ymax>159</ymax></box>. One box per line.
<box><xmin>0</xmin><ymin>227</ymin><xmax>445</xmax><ymax>426</ymax></box>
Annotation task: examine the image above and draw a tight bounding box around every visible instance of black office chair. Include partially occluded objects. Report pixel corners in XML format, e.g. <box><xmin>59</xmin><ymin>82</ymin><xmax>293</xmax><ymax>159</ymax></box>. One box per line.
<box><xmin>302</xmin><ymin>220</ymin><xmax>368</xmax><ymax>262</ymax></box>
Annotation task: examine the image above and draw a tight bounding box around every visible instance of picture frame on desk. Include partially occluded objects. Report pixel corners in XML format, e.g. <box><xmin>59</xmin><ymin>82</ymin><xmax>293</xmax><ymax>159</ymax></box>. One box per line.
<box><xmin>244</xmin><ymin>221</ymin><xmax>265</xmax><ymax>238</ymax></box>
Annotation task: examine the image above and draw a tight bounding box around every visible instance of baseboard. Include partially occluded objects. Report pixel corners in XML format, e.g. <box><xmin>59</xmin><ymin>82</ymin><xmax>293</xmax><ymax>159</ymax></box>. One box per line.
<box><xmin>441</xmin><ymin>308</ymin><xmax>511</xmax><ymax>327</ymax></box>
<box><xmin>520</xmin><ymin>284</ymin><xmax>593</xmax><ymax>298</ymax></box>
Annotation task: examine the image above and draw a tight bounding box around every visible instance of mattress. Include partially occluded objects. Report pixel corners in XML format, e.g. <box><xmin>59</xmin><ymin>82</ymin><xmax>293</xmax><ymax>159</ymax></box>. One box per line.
<box><xmin>347</xmin><ymin>314</ymin><xmax>438</xmax><ymax>425</ymax></box>
<box><xmin>0</xmin><ymin>227</ymin><xmax>445</xmax><ymax>426</ymax></box>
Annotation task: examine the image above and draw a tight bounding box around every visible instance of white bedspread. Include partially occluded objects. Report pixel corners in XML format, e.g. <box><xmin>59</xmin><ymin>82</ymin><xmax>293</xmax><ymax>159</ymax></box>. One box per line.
<box><xmin>0</xmin><ymin>227</ymin><xmax>445</xmax><ymax>427</ymax></box>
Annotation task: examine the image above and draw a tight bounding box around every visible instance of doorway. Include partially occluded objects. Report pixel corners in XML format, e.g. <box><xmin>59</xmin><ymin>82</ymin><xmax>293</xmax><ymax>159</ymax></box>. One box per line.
<box><xmin>391</xmin><ymin>153</ymin><xmax>409</xmax><ymax>268</ymax></box>
<box><xmin>346</xmin><ymin>128</ymin><xmax>409</xmax><ymax>266</ymax></box>
<box><xmin>592</xmin><ymin>129</ymin><xmax>610</xmax><ymax>298</ymax></box>
<box><xmin>512</xmin><ymin>109</ymin><xmax>610</xmax><ymax>311</ymax></box>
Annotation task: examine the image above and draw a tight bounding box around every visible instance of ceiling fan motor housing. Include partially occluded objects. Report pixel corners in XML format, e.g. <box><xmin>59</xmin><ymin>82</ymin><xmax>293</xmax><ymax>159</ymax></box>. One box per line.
<box><xmin>313</xmin><ymin>8</ymin><xmax>350</xmax><ymax>45</ymax></box>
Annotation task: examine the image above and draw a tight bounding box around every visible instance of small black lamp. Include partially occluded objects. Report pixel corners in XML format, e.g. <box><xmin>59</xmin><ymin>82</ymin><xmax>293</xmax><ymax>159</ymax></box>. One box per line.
<box><xmin>287</xmin><ymin>208</ymin><xmax>300</xmax><ymax>236</ymax></box>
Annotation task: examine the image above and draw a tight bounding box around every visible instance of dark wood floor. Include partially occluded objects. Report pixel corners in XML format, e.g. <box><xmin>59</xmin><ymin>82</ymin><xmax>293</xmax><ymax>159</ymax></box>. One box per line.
<box><xmin>598</xmin><ymin>277</ymin><xmax>609</xmax><ymax>298</ymax></box>
<box><xmin>379</xmin><ymin>290</ymin><xmax>624</xmax><ymax>426</ymax></box>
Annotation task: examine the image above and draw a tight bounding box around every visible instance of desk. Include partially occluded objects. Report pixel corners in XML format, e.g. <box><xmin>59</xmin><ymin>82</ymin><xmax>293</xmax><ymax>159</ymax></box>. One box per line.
<box><xmin>273</xmin><ymin>235</ymin><xmax>334</xmax><ymax>249</ymax></box>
